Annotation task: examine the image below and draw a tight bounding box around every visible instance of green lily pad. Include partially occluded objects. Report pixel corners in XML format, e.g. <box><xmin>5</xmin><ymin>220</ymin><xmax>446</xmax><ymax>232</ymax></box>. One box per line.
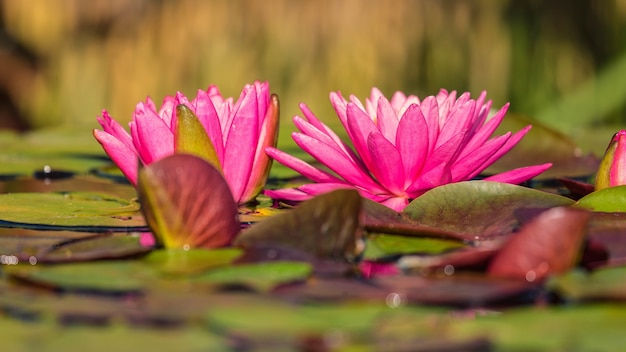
<box><xmin>403</xmin><ymin>181</ymin><xmax>575</xmax><ymax>239</ymax></box>
<box><xmin>0</xmin><ymin>175</ymin><xmax>136</xmax><ymax>200</ymax></box>
<box><xmin>0</xmin><ymin>192</ymin><xmax>146</xmax><ymax>230</ymax></box>
<box><xmin>5</xmin><ymin>261</ymin><xmax>155</xmax><ymax>294</ymax></box>
<box><xmin>143</xmin><ymin>248</ymin><xmax>243</xmax><ymax>276</ymax></box>
<box><xmin>450</xmin><ymin>304</ymin><xmax>626</xmax><ymax>351</ymax></box>
<box><xmin>205</xmin><ymin>296</ymin><xmax>443</xmax><ymax>345</ymax></box>
<box><xmin>191</xmin><ymin>261</ymin><xmax>313</xmax><ymax>292</ymax></box>
<box><xmin>363</xmin><ymin>234</ymin><xmax>466</xmax><ymax>261</ymax></box>
<box><xmin>575</xmin><ymin>185</ymin><xmax>626</xmax><ymax>212</ymax></box>
<box><xmin>37</xmin><ymin>234</ymin><xmax>151</xmax><ymax>263</ymax></box>
<box><xmin>549</xmin><ymin>267</ymin><xmax>626</xmax><ymax>301</ymax></box>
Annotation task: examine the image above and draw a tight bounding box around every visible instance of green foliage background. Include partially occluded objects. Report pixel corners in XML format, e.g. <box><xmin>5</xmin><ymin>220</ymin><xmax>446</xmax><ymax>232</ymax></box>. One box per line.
<box><xmin>1</xmin><ymin>0</ymin><xmax>626</xmax><ymax>151</ymax></box>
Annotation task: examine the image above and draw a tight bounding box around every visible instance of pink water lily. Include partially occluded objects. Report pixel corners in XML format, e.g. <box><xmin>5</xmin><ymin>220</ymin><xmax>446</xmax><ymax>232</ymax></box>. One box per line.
<box><xmin>265</xmin><ymin>88</ymin><xmax>551</xmax><ymax>211</ymax></box>
<box><xmin>93</xmin><ymin>81</ymin><xmax>279</xmax><ymax>204</ymax></box>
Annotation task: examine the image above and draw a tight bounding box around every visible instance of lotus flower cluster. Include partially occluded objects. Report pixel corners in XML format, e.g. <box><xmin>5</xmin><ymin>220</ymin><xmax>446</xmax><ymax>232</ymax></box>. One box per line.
<box><xmin>595</xmin><ymin>130</ymin><xmax>626</xmax><ymax>190</ymax></box>
<box><xmin>265</xmin><ymin>88</ymin><xmax>551</xmax><ymax>211</ymax></box>
<box><xmin>94</xmin><ymin>81</ymin><xmax>279</xmax><ymax>204</ymax></box>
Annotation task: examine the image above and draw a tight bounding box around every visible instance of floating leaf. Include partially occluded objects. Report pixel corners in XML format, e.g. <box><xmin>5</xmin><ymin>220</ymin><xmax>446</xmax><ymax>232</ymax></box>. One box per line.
<box><xmin>138</xmin><ymin>154</ymin><xmax>240</xmax><ymax>249</ymax></box>
<box><xmin>191</xmin><ymin>261</ymin><xmax>312</xmax><ymax>292</ymax></box>
<box><xmin>204</xmin><ymin>295</ymin><xmax>433</xmax><ymax>345</ymax></box>
<box><xmin>374</xmin><ymin>274</ymin><xmax>538</xmax><ymax>306</ymax></box>
<box><xmin>362</xmin><ymin>198</ymin><xmax>469</xmax><ymax>241</ymax></box>
<box><xmin>403</xmin><ymin>181</ymin><xmax>575</xmax><ymax>240</ymax></box>
<box><xmin>0</xmin><ymin>192</ymin><xmax>146</xmax><ymax>230</ymax></box>
<box><xmin>488</xmin><ymin>207</ymin><xmax>590</xmax><ymax>281</ymax></box>
<box><xmin>363</xmin><ymin>234</ymin><xmax>466</xmax><ymax>261</ymax></box>
<box><xmin>174</xmin><ymin>105</ymin><xmax>222</xmax><ymax>171</ymax></box>
<box><xmin>235</xmin><ymin>189</ymin><xmax>363</xmax><ymax>262</ymax></box>
<box><xmin>451</xmin><ymin>304</ymin><xmax>626</xmax><ymax>351</ymax></box>
<box><xmin>36</xmin><ymin>234</ymin><xmax>151</xmax><ymax>263</ymax></box>
<box><xmin>576</xmin><ymin>185</ymin><xmax>626</xmax><ymax>212</ymax></box>
<box><xmin>5</xmin><ymin>261</ymin><xmax>154</xmax><ymax>294</ymax></box>
<box><xmin>549</xmin><ymin>267</ymin><xmax>626</xmax><ymax>301</ymax></box>
<box><xmin>143</xmin><ymin>248</ymin><xmax>243</xmax><ymax>276</ymax></box>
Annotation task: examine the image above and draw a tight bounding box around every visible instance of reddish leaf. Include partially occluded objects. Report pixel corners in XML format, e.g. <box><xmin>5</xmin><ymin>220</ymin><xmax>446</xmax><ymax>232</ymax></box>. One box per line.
<box><xmin>558</xmin><ymin>177</ymin><xmax>595</xmax><ymax>199</ymax></box>
<box><xmin>138</xmin><ymin>154</ymin><xmax>240</xmax><ymax>249</ymax></box>
<box><xmin>362</xmin><ymin>198</ymin><xmax>473</xmax><ymax>241</ymax></box>
<box><xmin>234</xmin><ymin>189</ymin><xmax>363</xmax><ymax>262</ymax></box>
<box><xmin>488</xmin><ymin>207</ymin><xmax>590</xmax><ymax>281</ymax></box>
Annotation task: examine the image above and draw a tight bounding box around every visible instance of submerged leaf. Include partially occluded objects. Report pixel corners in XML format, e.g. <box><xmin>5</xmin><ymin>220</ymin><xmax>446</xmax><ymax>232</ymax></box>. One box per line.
<box><xmin>234</xmin><ymin>189</ymin><xmax>363</xmax><ymax>262</ymax></box>
<box><xmin>138</xmin><ymin>154</ymin><xmax>240</xmax><ymax>249</ymax></box>
<box><xmin>488</xmin><ymin>207</ymin><xmax>590</xmax><ymax>281</ymax></box>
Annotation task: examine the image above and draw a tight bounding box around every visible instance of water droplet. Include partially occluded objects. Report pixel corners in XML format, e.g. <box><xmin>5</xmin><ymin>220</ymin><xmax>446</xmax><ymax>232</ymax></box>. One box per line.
<box><xmin>525</xmin><ymin>270</ymin><xmax>536</xmax><ymax>282</ymax></box>
<box><xmin>385</xmin><ymin>292</ymin><xmax>403</xmax><ymax>308</ymax></box>
<box><xmin>444</xmin><ymin>264</ymin><xmax>455</xmax><ymax>275</ymax></box>
<box><xmin>29</xmin><ymin>256</ymin><xmax>37</xmax><ymax>265</ymax></box>
<box><xmin>183</xmin><ymin>244</ymin><xmax>190</xmax><ymax>251</ymax></box>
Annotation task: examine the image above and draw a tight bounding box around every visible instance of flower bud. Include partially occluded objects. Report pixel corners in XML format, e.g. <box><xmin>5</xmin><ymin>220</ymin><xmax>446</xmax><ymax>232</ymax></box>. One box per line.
<box><xmin>595</xmin><ymin>130</ymin><xmax>626</xmax><ymax>190</ymax></box>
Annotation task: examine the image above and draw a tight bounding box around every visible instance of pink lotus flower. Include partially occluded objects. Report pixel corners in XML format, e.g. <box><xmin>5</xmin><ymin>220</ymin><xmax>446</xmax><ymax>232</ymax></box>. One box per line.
<box><xmin>265</xmin><ymin>88</ymin><xmax>551</xmax><ymax>211</ymax></box>
<box><xmin>93</xmin><ymin>81</ymin><xmax>279</xmax><ymax>204</ymax></box>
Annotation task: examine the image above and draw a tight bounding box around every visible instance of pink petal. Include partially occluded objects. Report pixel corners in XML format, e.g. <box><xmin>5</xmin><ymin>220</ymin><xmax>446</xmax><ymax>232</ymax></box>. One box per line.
<box><xmin>359</xmin><ymin>261</ymin><xmax>400</xmax><ymax>278</ymax></box>
<box><xmin>223</xmin><ymin>86</ymin><xmax>259</xmax><ymax>202</ymax></box>
<box><xmin>381</xmin><ymin>197</ymin><xmax>410</xmax><ymax>212</ymax></box>
<box><xmin>435</xmin><ymin>100</ymin><xmax>476</xmax><ymax>149</ymax></box>
<box><xmin>450</xmin><ymin>133</ymin><xmax>511</xmax><ymax>182</ymax></box>
<box><xmin>299</xmin><ymin>104</ymin><xmax>364</xmax><ymax>168</ymax></box>
<box><xmin>345</xmin><ymin>103</ymin><xmax>378</xmax><ymax>169</ymax></box>
<box><xmin>390</xmin><ymin>91</ymin><xmax>408</xmax><ymax>111</ymax></box>
<box><xmin>157</xmin><ymin>96</ymin><xmax>176</xmax><ymax>128</ymax></box>
<box><xmin>418</xmin><ymin>96</ymin><xmax>440</xmax><ymax>156</ymax></box>
<box><xmin>192</xmin><ymin>89</ymin><xmax>225</xmax><ymax>163</ymax></box>
<box><xmin>367</xmin><ymin>132</ymin><xmax>405</xmax><ymax>194</ymax></box>
<box><xmin>292</xmin><ymin>133</ymin><xmax>386</xmax><ymax>193</ymax></box>
<box><xmin>330</xmin><ymin>92</ymin><xmax>349</xmax><ymax>126</ymax></box>
<box><xmin>264</xmin><ymin>188</ymin><xmax>313</xmax><ymax>202</ymax></box>
<box><xmin>406</xmin><ymin>163</ymin><xmax>452</xmax><ymax>196</ymax></box>
<box><xmin>611</xmin><ymin>131</ymin><xmax>626</xmax><ymax>186</ymax></box>
<box><xmin>239</xmin><ymin>94</ymin><xmax>279</xmax><ymax>203</ymax></box>
<box><xmin>467</xmin><ymin>125</ymin><xmax>532</xmax><ymax>179</ymax></box>
<box><xmin>396</xmin><ymin>104</ymin><xmax>429</xmax><ymax>184</ymax></box>
<box><xmin>253</xmin><ymin>81</ymin><xmax>269</xmax><ymax>121</ymax></box>
<box><xmin>265</xmin><ymin>146</ymin><xmax>342</xmax><ymax>184</ymax></box>
<box><xmin>375</xmin><ymin>95</ymin><xmax>400</xmax><ymax>143</ymax></box>
<box><xmin>130</xmin><ymin>107</ymin><xmax>174</xmax><ymax>164</ymax></box>
<box><xmin>297</xmin><ymin>182</ymin><xmax>355</xmax><ymax>195</ymax></box>
<box><xmin>419</xmin><ymin>131</ymin><xmax>466</xmax><ymax>175</ymax></box>
<box><xmin>96</xmin><ymin>110</ymin><xmax>134</xmax><ymax>152</ymax></box>
<box><xmin>483</xmin><ymin>163</ymin><xmax>552</xmax><ymax>184</ymax></box>
<box><xmin>93</xmin><ymin>129</ymin><xmax>139</xmax><ymax>185</ymax></box>
<box><xmin>458</xmin><ymin>103</ymin><xmax>510</xmax><ymax>160</ymax></box>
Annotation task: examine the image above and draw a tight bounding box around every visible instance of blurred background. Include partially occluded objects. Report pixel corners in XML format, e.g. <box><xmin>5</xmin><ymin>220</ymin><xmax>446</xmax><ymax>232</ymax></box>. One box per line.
<box><xmin>1</xmin><ymin>0</ymin><xmax>625</xmax><ymax>152</ymax></box>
